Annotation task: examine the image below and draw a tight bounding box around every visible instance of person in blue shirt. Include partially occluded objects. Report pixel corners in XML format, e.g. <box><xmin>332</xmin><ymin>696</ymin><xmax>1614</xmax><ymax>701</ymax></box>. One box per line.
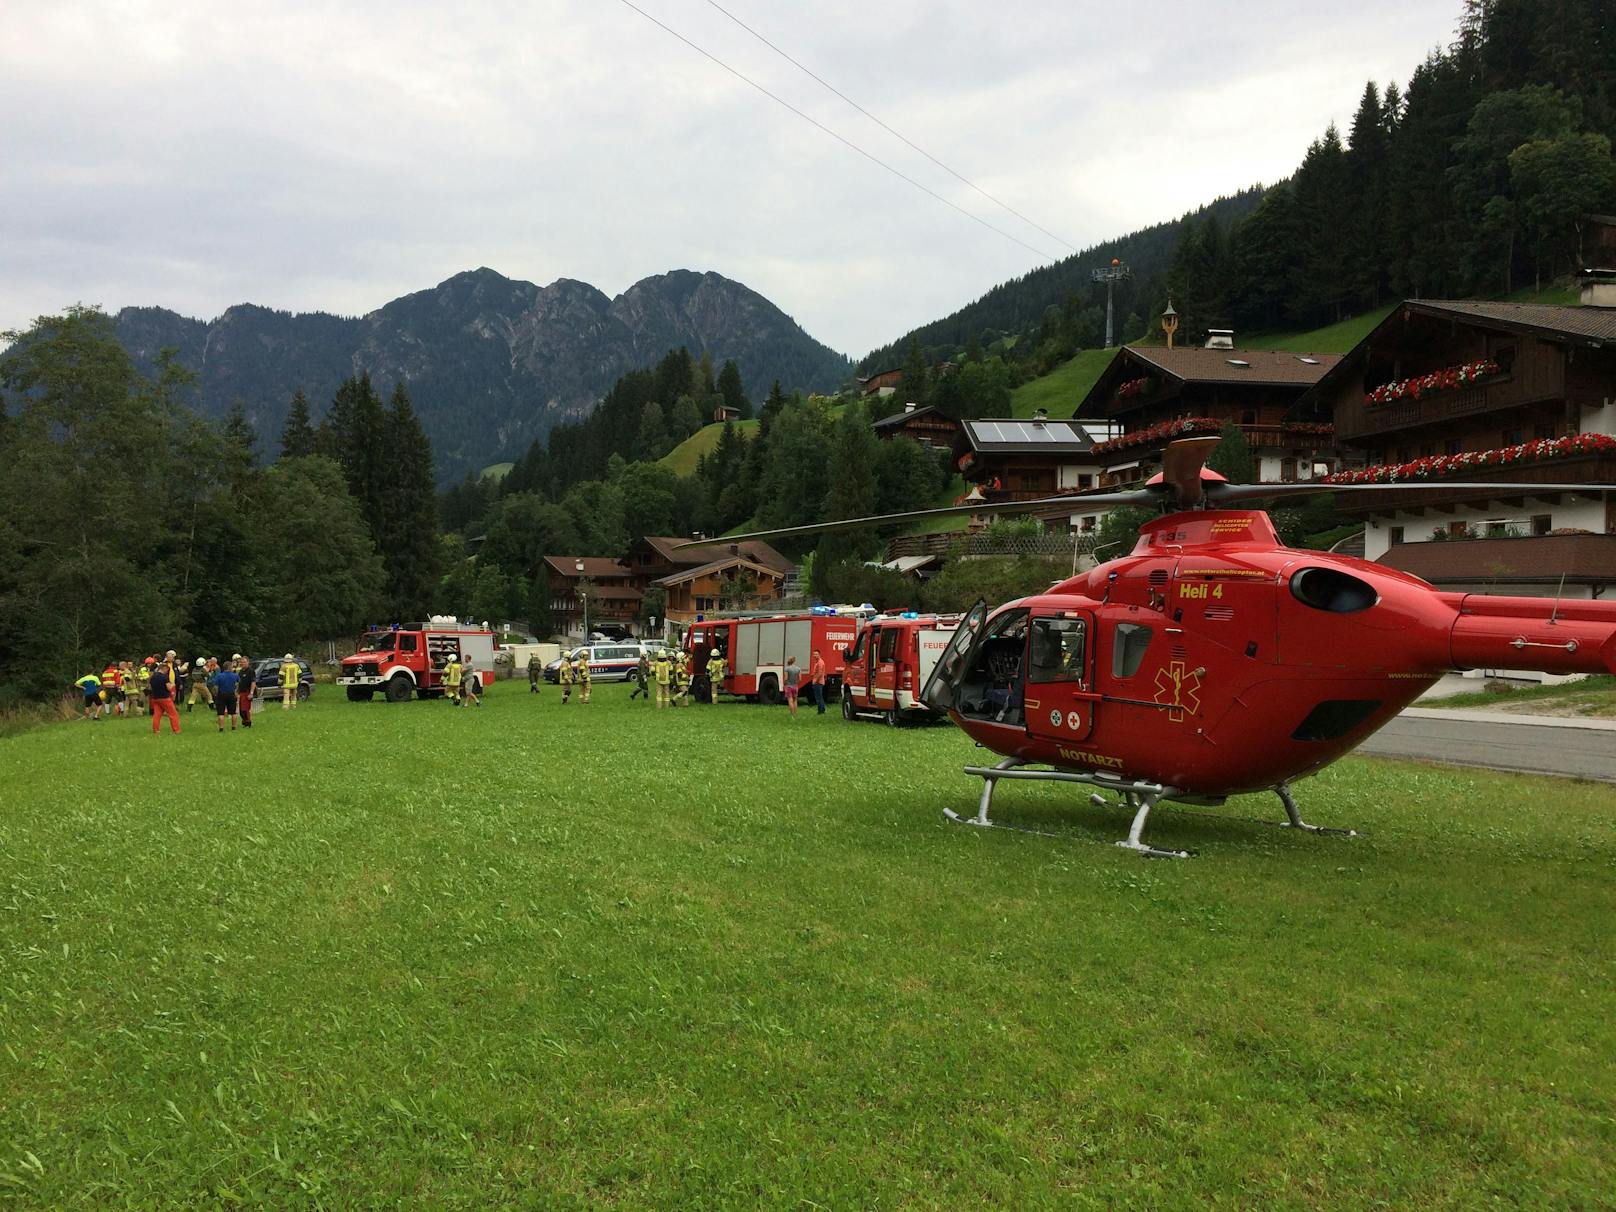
<box><xmin>207</xmin><ymin>658</ymin><xmax>241</xmax><ymax>732</ymax></box>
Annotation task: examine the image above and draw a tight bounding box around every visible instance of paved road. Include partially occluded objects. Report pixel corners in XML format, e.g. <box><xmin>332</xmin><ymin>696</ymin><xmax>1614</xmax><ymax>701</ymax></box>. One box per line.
<box><xmin>1358</xmin><ymin>707</ymin><xmax>1616</xmax><ymax>783</ymax></box>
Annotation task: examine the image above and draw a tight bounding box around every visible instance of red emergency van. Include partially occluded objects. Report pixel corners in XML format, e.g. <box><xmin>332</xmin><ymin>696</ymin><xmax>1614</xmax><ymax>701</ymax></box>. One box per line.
<box><xmin>684</xmin><ymin>608</ymin><xmax>869</xmax><ymax>703</ymax></box>
<box><xmin>839</xmin><ymin>612</ymin><xmax>964</xmax><ymax>725</ymax></box>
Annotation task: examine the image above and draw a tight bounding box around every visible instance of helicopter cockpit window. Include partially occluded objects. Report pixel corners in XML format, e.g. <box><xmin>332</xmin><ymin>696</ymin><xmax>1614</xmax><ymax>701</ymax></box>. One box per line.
<box><xmin>1112</xmin><ymin>623</ymin><xmax>1153</xmax><ymax>678</ymax></box>
<box><xmin>958</xmin><ymin>608</ymin><xmax>1029</xmax><ymax>723</ymax></box>
<box><xmin>1030</xmin><ymin>618</ymin><xmax>1086</xmax><ymax>684</ymax></box>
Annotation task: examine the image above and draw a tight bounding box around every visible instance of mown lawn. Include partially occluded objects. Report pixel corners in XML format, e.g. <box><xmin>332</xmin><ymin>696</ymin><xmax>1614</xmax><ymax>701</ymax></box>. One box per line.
<box><xmin>2</xmin><ymin>689</ymin><xmax>1613</xmax><ymax>1208</ymax></box>
<box><xmin>1010</xmin><ymin>349</ymin><xmax>1116</xmax><ymax>418</ymax></box>
<box><xmin>658</xmin><ymin>419</ymin><xmax>758</xmax><ymax>478</ymax></box>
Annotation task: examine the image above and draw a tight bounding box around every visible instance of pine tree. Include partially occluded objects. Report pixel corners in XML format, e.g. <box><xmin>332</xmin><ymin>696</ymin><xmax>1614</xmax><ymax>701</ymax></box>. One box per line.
<box><xmin>221</xmin><ymin>400</ymin><xmax>259</xmax><ymax>504</ymax></box>
<box><xmin>717</xmin><ymin>359</ymin><xmax>750</xmax><ymax>419</ymax></box>
<box><xmin>380</xmin><ymin>383</ymin><xmax>441</xmax><ymax>620</ymax></box>
<box><xmin>1207</xmin><ymin>421</ymin><xmax>1257</xmax><ymax>484</ymax></box>
<box><xmin>897</xmin><ymin>336</ymin><xmax>929</xmax><ymax>406</ymax></box>
<box><xmin>818</xmin><ymin>404</ymin><xmax>881</xmax><ymax>563</ymax></box>
<box><xmin>635</xmin><ymin>400</ymin><xmax>670</xmax><ymax>461</ymax></box>
<box><xmin>1345</xmin><ymin>82</ymin><xmax>1391</xmax><ymax>308</ymax></box>
<box><xmin>280</xmin><ymin>387</ymin><xmax>316</xmax><ymax>459</ymax></box>
<box><xmin>761</xmin><ymin>379</ymin><xmax>788</xmax><ymax>421</ymax></box>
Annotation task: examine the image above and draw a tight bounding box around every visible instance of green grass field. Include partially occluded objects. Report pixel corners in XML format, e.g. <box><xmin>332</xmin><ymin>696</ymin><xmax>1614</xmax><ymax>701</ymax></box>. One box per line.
<box><xmin>1242</xmin><ymin>306</ymin><xmax>1397</xmax><ymax>354</ymax></box>
<box><xmin>1439</xmin><ymin>673</ymin><xmax>1616</xmax><ymax>718</ymax></box>
<box><xmin>1009</xmin><ymin>349</ymin><xmax>1115</xmax><ymax>418</ymax></box>
<box><xmin>3</xmin><ymin>691</ymin><xmax>1614</xmax><ymax>1207</ymax></box>
<box><xmin>658</xmin><ymin>420</ymin><xmax>758</xmax><ymax>478</ymax></box>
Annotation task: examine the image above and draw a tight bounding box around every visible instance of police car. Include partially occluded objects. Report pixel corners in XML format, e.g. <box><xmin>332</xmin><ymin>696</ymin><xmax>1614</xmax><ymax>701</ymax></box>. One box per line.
<box><xmin>543</xmin><ymin>644</ymin><xmax>643</xmax><ymax>683</ymax></box>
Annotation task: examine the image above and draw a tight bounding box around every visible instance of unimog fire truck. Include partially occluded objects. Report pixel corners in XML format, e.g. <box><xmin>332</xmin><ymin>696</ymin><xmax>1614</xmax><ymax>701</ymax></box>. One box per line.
<box><xmin>337</xmin><ymin>618</ymin><xmax>497</xmax><ymax>702</ymax></box>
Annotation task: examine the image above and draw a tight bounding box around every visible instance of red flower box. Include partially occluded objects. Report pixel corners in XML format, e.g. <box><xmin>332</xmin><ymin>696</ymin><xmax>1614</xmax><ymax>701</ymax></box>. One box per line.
<box><xmin>1324</xmin><ymin>433</ymin><xmax>1616</xmax><ymax>484</ymax></box>
<box><xmin>1363</xmin><ymin>359</ymin><xmax>1501</xmax><ymax>408</ymax></box>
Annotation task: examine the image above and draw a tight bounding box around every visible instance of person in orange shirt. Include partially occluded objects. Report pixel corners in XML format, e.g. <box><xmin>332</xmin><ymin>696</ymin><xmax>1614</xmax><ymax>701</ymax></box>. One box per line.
<box><xmin>809</xmin><ymin>649</ymin><xmax>828</xmax><ymax>715</ymax></box>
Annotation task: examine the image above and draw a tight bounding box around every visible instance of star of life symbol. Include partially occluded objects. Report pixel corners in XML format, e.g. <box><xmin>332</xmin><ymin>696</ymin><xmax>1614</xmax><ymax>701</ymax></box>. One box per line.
<box><xmin>1152</xmin><ymin>660</ymin><xmax>1202</xmax><ymax>723</ymax></box>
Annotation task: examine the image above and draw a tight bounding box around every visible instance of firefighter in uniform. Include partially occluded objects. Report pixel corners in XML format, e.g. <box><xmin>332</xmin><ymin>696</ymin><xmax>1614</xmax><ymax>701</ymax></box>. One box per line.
<box><xmin>461</xmin><ymin>659</ymin><xmax>482</xmax><ymax>707</ymax></box>
<box><xmin>575</xmin><ymin>652</ymin><xmax>592</xmax><ymax>703</ymax></box>
<box><xmin>652</xmin><ymin>648</ymin><xmax>672</xmax><ymax>708</ymax></box>
<box><xmin>527</xmin><ymin>651</ymin><xmax>544</xmax><ymax>693</ymax></box>
<box><xmin>629</xmin><ymin>651</ymin><xmax>650</xmax><ymax>701</ymax></box>
<box><xmin>278</xmin><ymin>653</ymin><xmax>301</xmax><ymax>710</ymax></box>
<box><xmin>672</xmin><ymin>649</ymin><xmax>690</xmax><ymax>706</ymax></box>
<box><xmin>188</xmin><ymin>656</ymin><xmax>214</xmax><ymax>712</ymax></box>
<box><xmin>706</xmin><ymin>650</ymin><xmax>726</xmax><ymax>703</ymax></box>
<box><xmin>558</xmin><ymin>652</ymin><xmax>575</xmax><ymax>704</ymax></box>
<box><xmin>444</xmin><ymin>654</ymin><xmax>463</xmax><ymax>705</ymax></box>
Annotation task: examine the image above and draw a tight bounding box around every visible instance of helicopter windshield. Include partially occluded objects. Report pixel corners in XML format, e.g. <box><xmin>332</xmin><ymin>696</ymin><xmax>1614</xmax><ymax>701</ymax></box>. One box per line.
<box><xmin>949</xmin><ymin>608</ymin><xmax>1029</xmax><ymax>725</ymax></box>
<box><xmin>920</xmin><ymin>600</ymin><xmax>987</xmax><ymax>712</ymax></box>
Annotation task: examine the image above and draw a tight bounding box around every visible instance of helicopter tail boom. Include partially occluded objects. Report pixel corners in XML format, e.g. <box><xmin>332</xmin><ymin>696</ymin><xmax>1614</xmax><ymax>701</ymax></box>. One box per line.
<box><xmin>1443</xmin><ymin>593</ymin><xmax>1616</xmax><ymax>676</ymax></box>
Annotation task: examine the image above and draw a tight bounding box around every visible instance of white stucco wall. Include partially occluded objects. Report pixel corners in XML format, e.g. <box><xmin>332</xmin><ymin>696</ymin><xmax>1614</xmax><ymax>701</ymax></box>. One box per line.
<box><xmin>1362</xmin><ymin>497</ymin><xmax>1608</xmax><ymax>560</ymax></box>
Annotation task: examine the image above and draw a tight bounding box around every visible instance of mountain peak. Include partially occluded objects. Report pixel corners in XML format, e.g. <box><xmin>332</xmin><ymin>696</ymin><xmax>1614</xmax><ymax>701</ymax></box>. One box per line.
<box><xmin>111</xmin><ymin>268</ymin><xmax>851</xmax><ymax>483</ymax></box>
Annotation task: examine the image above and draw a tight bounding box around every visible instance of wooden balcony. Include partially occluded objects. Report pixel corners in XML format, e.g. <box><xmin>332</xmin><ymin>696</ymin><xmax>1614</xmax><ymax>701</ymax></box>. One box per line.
<box><xmin>1334</xmin><ymin>375</ymin><xmax>1559</xmax><ymax>443</ymax></box>
<box><xmin>1335</xmin><ymin>451</ymin><xmax>1616</xmax><ymax>515</ymax></box>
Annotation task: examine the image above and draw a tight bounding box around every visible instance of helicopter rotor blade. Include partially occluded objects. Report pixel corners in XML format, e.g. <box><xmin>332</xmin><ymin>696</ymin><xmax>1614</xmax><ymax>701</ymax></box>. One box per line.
<box><xmin>1207</xmin><ymin>480</ymin><xmax>1614</xmax><ymax>505</ymax></box>
<box><xmin>1159</xmin><ymin>436</ymin><xmax>1223</xmax><ymax>508</ymax></box>
<box><xmin>674</xmin><ymin>488</ymin><xmax>1163</xmax><ymax>548</ymax></box>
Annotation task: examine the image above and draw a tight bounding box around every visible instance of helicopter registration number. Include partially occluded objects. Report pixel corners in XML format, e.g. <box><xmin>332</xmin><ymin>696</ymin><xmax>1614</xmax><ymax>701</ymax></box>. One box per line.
<box><xmin>1177</xmin><ymin>583</ymin><xmax>1224</xmax><ymax>600</ymax></box>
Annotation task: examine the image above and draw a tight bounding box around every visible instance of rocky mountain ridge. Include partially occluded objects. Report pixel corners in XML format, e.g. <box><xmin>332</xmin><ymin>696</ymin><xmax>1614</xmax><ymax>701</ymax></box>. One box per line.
<box><xmin>113</xmin><ymin>267</ymin><xmax>852</xmax><ymax>483</ymax></box>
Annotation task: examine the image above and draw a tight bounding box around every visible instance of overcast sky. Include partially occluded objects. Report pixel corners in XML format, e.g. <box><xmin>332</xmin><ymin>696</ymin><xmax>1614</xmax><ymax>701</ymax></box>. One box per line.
<box><xmin>4</xmin><ymin>0</ymin><xmax>1461</xmax><ymax>358</ymax></box>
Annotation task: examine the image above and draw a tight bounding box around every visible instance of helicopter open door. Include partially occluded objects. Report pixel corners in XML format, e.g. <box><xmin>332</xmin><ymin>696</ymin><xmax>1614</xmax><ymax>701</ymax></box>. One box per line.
<box><xmin>1025</xmin><ymin>611</ymin><xmax>1098</xmax><ymax>743</ymax></box>
<box><xmin>919</xmin><ymin>599</ymin><xmax>988</xmax><ymax>713</ymax></box>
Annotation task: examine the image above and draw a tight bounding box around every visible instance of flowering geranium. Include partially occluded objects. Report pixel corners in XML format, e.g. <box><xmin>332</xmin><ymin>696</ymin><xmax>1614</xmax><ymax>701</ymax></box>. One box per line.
<box><xmin>1364</xmin><ymin>359</ymin><xmax>1501</xmax><ymax>407</ymax></box>
<box><xmin>1093</xmin><ymin>416</ymin><xmax>1221</xmax><ymax>455</ymax></box>
<box><xmin>1116</xmin><ymin>376</ymin><xmax>1155</xmax><ymax>400</ymax></box>
<box><xmin>1324</xmin><ymin>433</ymin><xmax>1616</xmax><ymax>484</ymax></box>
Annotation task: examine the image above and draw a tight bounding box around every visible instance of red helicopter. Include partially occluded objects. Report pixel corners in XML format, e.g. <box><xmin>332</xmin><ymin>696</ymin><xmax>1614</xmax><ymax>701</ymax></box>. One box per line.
<box><xmin>708</xmin><ymin>438</ymin><xmax>1616</xmax><ymax>857</ymax></box>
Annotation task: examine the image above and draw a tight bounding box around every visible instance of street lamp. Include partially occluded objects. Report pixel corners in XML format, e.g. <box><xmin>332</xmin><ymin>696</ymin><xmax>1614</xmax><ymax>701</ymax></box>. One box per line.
<box><xmin>575</xmin><ymin>559</ymin><xmax>588</xmax><ymax>640</ymax></box>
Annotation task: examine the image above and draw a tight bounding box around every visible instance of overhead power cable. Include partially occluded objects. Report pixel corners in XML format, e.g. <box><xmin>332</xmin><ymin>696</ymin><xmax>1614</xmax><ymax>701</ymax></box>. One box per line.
<box><xmin>612</xmin><ymin>0</ymin><xmax>1062</xmax><ymax>263</ymax></box>
<box><xmin>703</xmin><ymin>0</ymin><xmax>1079</xmax><ymax>255</ymax></box>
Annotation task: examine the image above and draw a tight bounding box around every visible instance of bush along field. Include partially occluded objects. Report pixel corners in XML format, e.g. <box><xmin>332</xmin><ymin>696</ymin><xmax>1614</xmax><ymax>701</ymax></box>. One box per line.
<box><xmin>1</xmin><ymin>686</ymin><xmax>1613</xmax><ymax>1208</ymax></box>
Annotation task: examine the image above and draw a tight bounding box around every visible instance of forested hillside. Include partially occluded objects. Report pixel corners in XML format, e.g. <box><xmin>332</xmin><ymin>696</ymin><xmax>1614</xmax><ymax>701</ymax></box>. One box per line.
<box><xmin>1153</xmin><ymin>0</ymin><xmax>1615</xmax><ymax>341</ymax></box>
<box><xmin>869</xmin><ymin>0</ymin><xmax>1615</xmax><ymax>382</ymax></box>
<box><xmin>110</xmin><ymin>268</ymin><xmax>853</xmax><ymax>484</ymax></box>
<box><xmin>857</xmin><ymin>188</ymin><xmax>1264</xmax><ymax>374</ymax></box>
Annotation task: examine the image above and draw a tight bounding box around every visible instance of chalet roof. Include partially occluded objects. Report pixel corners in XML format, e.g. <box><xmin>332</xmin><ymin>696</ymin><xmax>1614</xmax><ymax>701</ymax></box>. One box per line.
<box><xmin>651</xmin><ymin>555</ymin><xmax>782</xmax><ymax>588</ymax></box>
<box><xmin>856</xmin><ymin>367</ymin><xmax>901</xmax><ymax>384</ymax></box>
<box><xmin>1122</xmin><ymin>346</ymin><xmax>1342</xmax><ymax>387</ymax></box>
<box><xmin>542</xmin><ymin>555</ymin><xmax>634</xmax><ymax>579</ymax></box>
<box><xmin>1378</xmin><ymin>533</ymin><xmax>1616</xmax><ymax>585</ymax></box>
<box><xmin>1400</xmin><ymin>299</ymin><xmax>1616</xmax><ymax>345</ymax></box>
<box><xmin>872</xmin><ymin>404</ymin><xmax>951</xmax><ymax>430</ymax></box>
<box><xmin>960</xmin><ymin>417</ymin><xmax>1101</xmax><ymax>454</ymax></box>
<box><xmin>1297</xmin><ymin>299</ymin><xmax>1616</xmax><ymax>411</ymax></box>
<box><xmin>639</xmin><ymin>536</ymin><xmax>793</xmax><ymax>573</ymax></box>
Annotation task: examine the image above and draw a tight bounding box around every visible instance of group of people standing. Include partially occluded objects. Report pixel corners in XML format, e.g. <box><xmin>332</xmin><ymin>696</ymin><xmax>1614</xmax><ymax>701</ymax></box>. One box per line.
<box><xmin>73</xmin><ymin>652</ymin><xmax>305</xmax><ymax>735</ymax></box>
<box><xmin>517</xmin><ymin>644</ymin><xmax>826</xmax><ymax>715</ymax></box>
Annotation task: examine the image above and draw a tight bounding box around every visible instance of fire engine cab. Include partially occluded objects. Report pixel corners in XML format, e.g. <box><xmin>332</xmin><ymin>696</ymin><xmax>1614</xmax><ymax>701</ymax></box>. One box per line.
<box><xmin>337</xmin><ymin>617</ymin><xmax>497</xmax><ymax>702</ymax></box>
<box><xmin>684</xmin><ymin>607</ymin><xmax>869</xmax><ymax>703</ymax></box>
<box><xmin>840</xmin><ymin>612</ymin><xmax>963</xmax><ymax>725</ymax></box>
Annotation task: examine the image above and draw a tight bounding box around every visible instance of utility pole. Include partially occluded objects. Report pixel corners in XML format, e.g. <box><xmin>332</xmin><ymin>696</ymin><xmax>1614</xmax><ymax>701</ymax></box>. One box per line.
<box><xmin>1092</xmin><ymin>257</ymin><xmax>1132</xmax><ymax>348</ymax></box>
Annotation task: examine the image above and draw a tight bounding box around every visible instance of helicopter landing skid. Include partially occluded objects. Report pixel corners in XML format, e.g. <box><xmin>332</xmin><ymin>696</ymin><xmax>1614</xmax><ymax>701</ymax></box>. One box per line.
<box><xmin>1274</xmin><ymin>782</ymin><xmax>1358</xmax><ymax>837</ymax></box>
<box><xmin>950</xmin><ymin>759</ymin><xmax>1192</xmax><ymax>859</ymax></box>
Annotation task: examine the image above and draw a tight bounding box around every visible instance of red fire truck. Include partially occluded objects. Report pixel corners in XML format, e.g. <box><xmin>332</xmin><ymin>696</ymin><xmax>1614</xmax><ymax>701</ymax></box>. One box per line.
<box><xmin>684</xmin><ymin>608</ymin><xmax>869</xmax><ymax>703</ymax></box>
<box><xmin>337</xmin><ymin>618</ymin><xmax>497</xmax><ymax>702</ymax></box>
<box><xmin>840</xmin><ymin>612</ymin><xmax>964</xmax><ymax>725</ymax></box>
